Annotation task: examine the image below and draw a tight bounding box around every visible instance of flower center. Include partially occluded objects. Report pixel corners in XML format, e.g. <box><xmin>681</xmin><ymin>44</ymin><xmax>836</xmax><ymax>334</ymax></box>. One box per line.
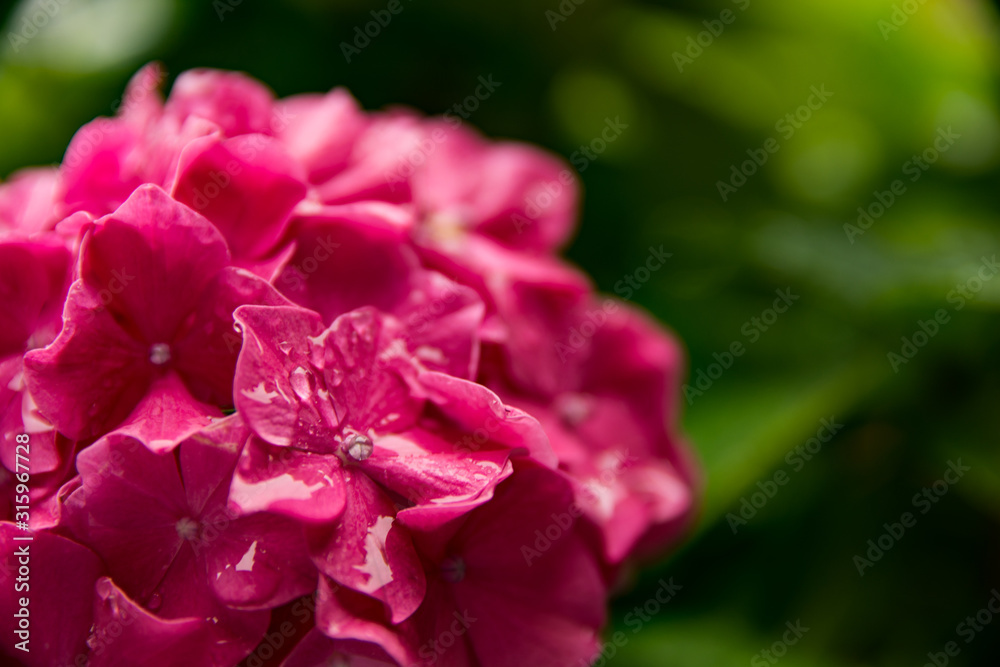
<box><xmin>421</xmin><ymin>211</ymin><xmax>468</xmax><ymax>248</ymax></box>
<box><xmin>441</xmin><ymin>555</ymin><xmax>466</xmax><ymax>583</ymax></box>
<box><xmin>175</xmin><ymin>516</ymin><xmax>199</xmax><ymax>541</ymax></box>
<box><xmin>149</xmin><ymin>343</ymin><xmax>172</xmax><ymax>366</ymax></box>
<box><xmin>343</xmin><ymin>433</ymin><xmax>373</xmax><ymax>461</ymax></box>
<box><xmin>556</xmin><ymin>392</ymin><xmax>592</xmax><ymax>427</ymax></box>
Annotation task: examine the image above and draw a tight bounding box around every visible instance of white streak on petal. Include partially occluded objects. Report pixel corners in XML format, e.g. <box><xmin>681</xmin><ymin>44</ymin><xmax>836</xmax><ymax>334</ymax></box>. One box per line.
<box><xmin>235</xmin><ymin>540</ymin><xmax>258</xmax><ymax>572</ymax></box>
<box><xmin>353</xmin><ymin>515</ymin><xmax>395</xmax><ymax>593</ymax></box>
<box><xmin>241</xmin><ymin>382</ymin><xmax>279</xmax><ymax>404</ymax></box>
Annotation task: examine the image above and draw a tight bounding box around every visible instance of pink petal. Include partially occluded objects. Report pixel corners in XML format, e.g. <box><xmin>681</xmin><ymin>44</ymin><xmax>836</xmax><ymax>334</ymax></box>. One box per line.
<box><xmin>275</xmin><ymin>207</ymin><xmax>421</xmax><ymax>324</ymax></box>
<box><xmin>418</xmin><ymin>371</ymin><xmax>556</xmax><ymax>467</ymax></box>
<box><xmin>363</xmin><ymin>431</ymin><xmax>512</xmax><ymax>525</ymax></box>
<box><xmin>0</xmin><ymin>237</ymin><xmax>71</xmax><ymax>357</ymax></box>
<box><xmin>171</xmin><ymin>266</ymin><xmax>291</xmax><ymax>408</ymax></box>
<box><xmin>232</xmin><ymin>304</ymin><xmax>330</xmax><ymax>449</ymax></box>
<box><xmin>435</xmin><ymin>464</ymin><xmax>606</xmax><ymax>667</ymax></box>
<box><xmin>177</xmin><ymin>415</ymin><xmax>245</xmax><ymax>514</ymax></box>
<box><xmin>24</xmin><ymin>282</ymin><xmax>153</xmax><ymax>441</ymax></box>
<box><xmin>80</xmin><ymin>184</ymin><xmax>230</xmax><ymax>344</ymax></box>
<box><xmin>234</xmin><ymin>305</ymin><xmax>422</xmax><ymax>448</ymax></box>
<box><xmin>277</xmin><ymin>89</ymin><xmax>368</xmax><ymax>184</ymax></box>
<box><xmin>281</xmin><ymin>628</ymin><xmax>398</xmax><ymax>667</ymax></box>
<box><xmin>60</xmin><ymin>116</ymin><xmax>149</xmax><ymax>215</ymax></box>
<box><xmin>172</xmin><ymin>134</ymin><xmax>307</xmax><ymax>259</ymax></box>
<box><xmin>230</xmin><ymin>435</ymin><xmax>347</xmax><ymax>523</ymax></box>
<box><xmin>165</xmin><ymin>69</ymin><xmax>277</xmax><ymax>137</ymax></box>
<box><xmin>207</xmin><ymin>512</ymin><xmax>316</xmax><ymax>610</ymax></box>
<box><xmin>0</xmin><ymin>526</ymin><xmax>104</xmax><ymax>667</ymax></box>
<box><xmin>412</xmin><ymin>121</ymin><xmax>578</xmax><ymax>252</ymax></box>
<box><xmin>396</xmin><ymin>272</ymin><xmax>484</xmax><ymax>380</ymax></box>
<box><xmin>0</xmin><ymin>168</ymin><xmax>60</xmax><ymax>233</ymax></box>
<box><xmin>307</xmin><ymin>473</ymin><xmax>426</xmax><ymax>624</ymax></box>
<box><xmin>88</xmin><ymin>577</ymin><xmax>269</xmax><ymax>667</ymax></box>
<box><xmin>315</xmin><ymin>112</ymin><xmax>427</xmax><ymax>205</ymax></box>
<box><xmin>75</xmin><ymin>435</ymin><xmax>190</xmax><ymax>603</ymax></box>
<box><xmin>314</xmin><ymin>577</ymin><xmax>419</xmax><ymax>666</ymax></box>
<box><xmin>112</xmin><ymin>373</ymin><xmax>219</xmax><ymax>453</ymax></box>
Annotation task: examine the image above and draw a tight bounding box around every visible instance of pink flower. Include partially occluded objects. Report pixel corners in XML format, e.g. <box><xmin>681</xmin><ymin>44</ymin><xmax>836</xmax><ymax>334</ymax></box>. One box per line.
<box><xmin>58</xmin><ymin>418</ymin><xmax>312</xmax><ymax>666</ymax></box>
<box><xmin>164</xmin><ymin>68</ymin><xmax>279</xmax><ymax>138</ymax></box>
<box><xmin>272</xmin><ymin>205</ymin><xmax>485</xmax><ymax>379</ymax></box>
<box><xmin>485</xmin><ymin>298</ymin><xmax>698</xmax><ymax>564</ymax></box>
<box><xmin>171</xmin><ymin>133</ymin><xmax>307</xmax><ymax>265</ymax></box>
<box><xmin>60</xmin><ymin>66</ymin><xmax>304</xmax><ymax>274</ymax></box>
<box><xmin>408</xmin><ymin>121</ymin><xmax>578</xmax><ymax>255</ymax></box>
<box><xmin>0</xmin><ymin>235</ymin><xmax>76</xmax><ymax>518</ymax></box>
<box><xmin>0</xmin><ymin>65</ymin><xmax>697</xmax><ymax>666</ymax></box>
<box><xmin>0</xmin><ymin>236</ymin><xmax>71</xmax><ymax>359</ymax></box>
<box><xmin>276</xmin><ymin>88</ymin><xmax>369</xmax><ymax>186</ymax></box>
<box><xmin>0</xmin><ymin>168</ymin><xmax>61</xmax><ymax>234</ymax></box>
<box><xmin>230</xmin><ymin>303</ymin><xmax>546</xmax><ymax>624</ymax></box>
<box><xmin>25</xmin><ymin>184</ymin><xmax>289</xmax><ymax>449</ymax></box>
<box><xmin>87</xmin><ymin>576</ymin><xmax>269</xmax><ymax>667</ymax></box>
<box><xmin>307</xmin><ymin>461</ymin><xmax>607</xmax><ymax>667</ymax></box>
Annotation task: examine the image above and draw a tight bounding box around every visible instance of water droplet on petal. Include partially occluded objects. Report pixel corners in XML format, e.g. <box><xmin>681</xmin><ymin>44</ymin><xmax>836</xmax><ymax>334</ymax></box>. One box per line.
<box><xmin>343</xmin><ymin>433</ymin><xmax>373</xmax><ymax>461</ymax></box>
<box><xmin>327</xmin><ymin>366</ymin><xmax>344</xmax><ymax>387</ymax></box>
<box><xmin>278</xmin><ymin>341</ymin><xmax>292</xmax><ymax>354</ymax></box>
<box><xmin>147</xmin><ymin>593</ymin><xmax>162</xmax><ymax>611</ymax></box>
<box><xmin>149</xmin><ymin>343</ymin><xmax>172</xmax><ymax>366</ymax></box>
<box><xmin>290</xmin><ymin>367</ymin><xmax>314</xmax><ymax>401</ymax></box>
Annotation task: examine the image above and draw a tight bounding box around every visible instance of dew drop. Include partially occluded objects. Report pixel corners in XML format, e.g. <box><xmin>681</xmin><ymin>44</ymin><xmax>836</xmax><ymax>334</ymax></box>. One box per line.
<box><xmin>343</xmin><ymin>433</ymin><xmax>373</xmax><ymax>461</ymax></box>
<box><xmin>327</xmin><ymin>366</ymin><xmax>344</xmax><ymax>387</ymax></box>
<box><xmin>278</xmin><ymin>341</ymin><xmax>293</xmax><ymax>354</ymax></box>
<box><xmin>149</xmin><ymin>343</ymin><xmax>172</xmax><ymax>366</ymax></box>
<box><xmin>147</xmin><ymin>593</ymin><xmax>162</xmax><ymax>611</ymax></box>
<box><xmin>290</xmin><ymin>367</ymin><xmax>314</xmax><ymax>401</ymax></box>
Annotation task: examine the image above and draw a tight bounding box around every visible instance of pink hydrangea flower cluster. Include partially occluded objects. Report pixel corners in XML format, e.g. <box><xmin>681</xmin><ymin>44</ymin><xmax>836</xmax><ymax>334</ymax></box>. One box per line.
<box><xmin>0</xmin><ymin>65</ymin><xmax>697</xmax><ymax>667</ymax></box>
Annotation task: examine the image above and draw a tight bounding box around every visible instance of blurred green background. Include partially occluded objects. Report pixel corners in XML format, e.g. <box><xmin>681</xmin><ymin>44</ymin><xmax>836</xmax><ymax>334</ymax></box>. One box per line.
<box><xmin>2</xmin><ymin>0</ymin><xmax>999</xmax><ymax>665</ymax></box>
